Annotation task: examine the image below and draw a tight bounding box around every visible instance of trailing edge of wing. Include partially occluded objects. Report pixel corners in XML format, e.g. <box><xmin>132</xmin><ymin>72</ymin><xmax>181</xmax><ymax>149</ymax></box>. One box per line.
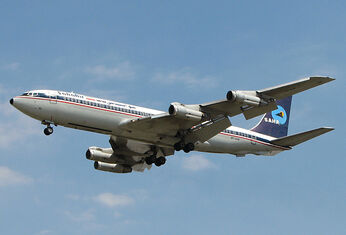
<box><xmin>270</xmin><ymin>127</ymin><xmax>334</xmax><ymax>147</ymax></box>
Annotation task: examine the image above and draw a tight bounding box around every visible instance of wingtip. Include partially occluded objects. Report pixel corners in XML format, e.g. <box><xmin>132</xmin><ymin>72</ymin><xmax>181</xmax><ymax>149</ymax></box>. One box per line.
<box><xmin>321</xmin><ymin>127</ymin><xmax>335</xmax><ymax>132</ymax></box>
<box><xmin>309</xmin><ymin>76</ymin><xmax>336</xmax><ymax>83</ymax></box>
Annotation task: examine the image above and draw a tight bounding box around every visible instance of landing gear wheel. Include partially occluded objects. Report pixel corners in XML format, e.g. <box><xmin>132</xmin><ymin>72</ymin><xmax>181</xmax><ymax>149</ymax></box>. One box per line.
<box><xmin>174</xmin><ymin>142</ymin><xmax>184</xmax><ymax>151</ymax></box>
<box><xmin>154</xmin><ymin>157</ymin><xmax>166</xmax><ymax>167</ymax></box>
<box><xmin>145</xmin><ymin>155</ymin><xmax>156</xmax><ymax>165</ymax></box>
<box><xmin>44</xmin><ymin>126</ymin><xmax>53</xmax><ymax>136</ymax></box>
<box><xmin>183</xmin><ymin>143</ymin><xmax>194</xmax><ymax>153</ymax></box>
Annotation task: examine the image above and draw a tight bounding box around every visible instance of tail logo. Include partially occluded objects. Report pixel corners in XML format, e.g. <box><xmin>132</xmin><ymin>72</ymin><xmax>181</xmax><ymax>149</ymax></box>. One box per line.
<box><xmin>264</xmin><ymin>105</ymin><xmax>287</xmax><ymax>125</ymax></box>
<box><xmin>271</xmin><ymin>105</ymin><xmax>287</xmax><ymax>125</ymax></box>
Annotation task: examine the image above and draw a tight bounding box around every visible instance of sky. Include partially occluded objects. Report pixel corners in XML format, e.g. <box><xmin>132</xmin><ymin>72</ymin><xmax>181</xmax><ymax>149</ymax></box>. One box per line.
<box><xmin>0</xmin><ymin>1</ymin><xmax>345</xmax><ymax>234</ymax></box>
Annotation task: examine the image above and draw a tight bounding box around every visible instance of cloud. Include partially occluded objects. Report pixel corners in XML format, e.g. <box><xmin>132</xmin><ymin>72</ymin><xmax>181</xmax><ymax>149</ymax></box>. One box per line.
<box><xmin>64</xmin><ymin>209</ymin><xmax>95</xmax><ymax>222</ymax></box>
<box><xmin>1</xmin><ymin>62</ymin><xmax>20</xmax><ymax>71</ymax></box>
<box><xmin>152</xmin><ymin>68</ymin><xmax>217</xmax><ymax>87</ymax></box>
<box><xmin>94</xmin><ymin>193</ymin><xmax>134</xmax><ymax>208</ymax></box>
<box><xmin>182</xmin><ymin>155</ymin><xmax>215</xmax><ymax>171</ymax></box>
<box><xmin>0</xmin><ymin>166</ymin><xmax>33</xmax><ymax>186</ymax></box>
<box><xmin>85</xmin><ymin>62</ymin><xmax>135</xmax><ymax>81</ymax></box>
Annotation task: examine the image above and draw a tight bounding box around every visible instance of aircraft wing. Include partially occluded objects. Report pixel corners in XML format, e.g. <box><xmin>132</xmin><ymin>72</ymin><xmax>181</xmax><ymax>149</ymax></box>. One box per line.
<box><xmin>257</xmin><ymin>76</ymin><xmax>335</xmax><ymax>100</ymax></box>
<box><xmin>119</xmin><ymin>76</ymin><xmax>334</xmax><ymax>145</ymax></box>
<box><xmin>200</xmin><ymin>76</ymin><xmax>335</xmax><ymax>120</ymax></box>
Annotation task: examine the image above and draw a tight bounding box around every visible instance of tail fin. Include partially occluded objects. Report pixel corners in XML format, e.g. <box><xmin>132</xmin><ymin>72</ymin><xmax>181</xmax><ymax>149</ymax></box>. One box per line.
<box><xmin>251</xmin><ymin>96</ymin><xmax>292</xmax><ymax>138</ymax></box>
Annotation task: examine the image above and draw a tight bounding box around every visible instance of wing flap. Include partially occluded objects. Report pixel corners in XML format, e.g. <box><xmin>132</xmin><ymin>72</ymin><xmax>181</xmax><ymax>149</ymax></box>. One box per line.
<box><xmin>185</xmin><ymin>116</ymin><xmax>231</xmax><ymax>144</ymax></box>
<box><xmin>270</xmin><ymin>127</ymin><xmax>334</xmax><ymax>147</ymax></box>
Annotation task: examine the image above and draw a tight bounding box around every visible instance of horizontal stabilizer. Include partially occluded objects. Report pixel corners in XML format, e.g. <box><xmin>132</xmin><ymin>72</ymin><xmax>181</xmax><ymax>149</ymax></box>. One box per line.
<box><xmin>270</xmin><ymin>127</ymin><xmax>334</xmax><ymax>147</ymax></box>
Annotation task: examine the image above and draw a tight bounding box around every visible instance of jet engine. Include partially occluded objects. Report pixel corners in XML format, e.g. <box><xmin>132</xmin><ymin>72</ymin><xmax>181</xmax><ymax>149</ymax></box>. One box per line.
<box><xmin>169</xmin><ymin>102</ymin><xmax>204</xmax><ymax>121</ymax></box>
<box><xmin>86</xmin><ymin>147</ymin><xmax>113</xmax><ymax>163</ymax></box>
<box><xmin>226</xmin><ymin>91</ymin><xmax>263</xmax><ymax>106</ymax></box>
<box><xmin>94</xmin><ymin>161</ymin><xmax>132</xmax><ymax>173</ymax></box>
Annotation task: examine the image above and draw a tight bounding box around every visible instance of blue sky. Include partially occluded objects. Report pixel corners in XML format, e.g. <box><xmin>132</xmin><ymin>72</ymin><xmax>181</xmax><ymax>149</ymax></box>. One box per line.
<box><xmin>0</xmin><ymin>1</ymin><xmax>345</xmax><ymax>234</ymax></box>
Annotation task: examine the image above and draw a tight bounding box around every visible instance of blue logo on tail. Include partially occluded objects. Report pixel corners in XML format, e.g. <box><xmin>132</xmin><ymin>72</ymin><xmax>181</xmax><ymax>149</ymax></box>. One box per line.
<box><xmin>271</xmin><ymin>105</ymin><xmax>287</xmax><ymax>125</ymax></box>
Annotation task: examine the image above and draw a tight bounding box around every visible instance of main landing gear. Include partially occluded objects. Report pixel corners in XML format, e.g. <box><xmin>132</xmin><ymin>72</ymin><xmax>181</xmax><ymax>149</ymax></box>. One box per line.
<box><xmin>174</xmin><ymin>141</ymin><xmax>195</xmax><ymax>153</ymax></box>
<box><xmin>145</xmin><ymin>155</ymin><xmax>166</xmax><ymax>167</ymax></box>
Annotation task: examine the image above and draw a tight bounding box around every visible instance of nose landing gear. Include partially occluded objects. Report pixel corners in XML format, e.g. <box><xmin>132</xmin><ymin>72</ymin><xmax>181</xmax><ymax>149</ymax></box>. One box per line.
<box><xmin>41</xmin><ymin>120</ymin><xmax>55</xmax><ymax>136</ymax></box>
<box><xmin>44</xmin><ymin>126</ymin><xmax>54</xmax><ymax>136</ymax></box>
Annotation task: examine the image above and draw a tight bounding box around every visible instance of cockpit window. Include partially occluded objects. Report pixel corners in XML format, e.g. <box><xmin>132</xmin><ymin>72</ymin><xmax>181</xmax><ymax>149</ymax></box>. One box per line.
<box><xmin>28</xmin><ymin>92</ymin><xmax>33</xmax><ymax>96</ymax></box>
<box><xmin>21</xmin><ymin>93</ymin><xmax>29</xmax><ymax>96</ymax></box>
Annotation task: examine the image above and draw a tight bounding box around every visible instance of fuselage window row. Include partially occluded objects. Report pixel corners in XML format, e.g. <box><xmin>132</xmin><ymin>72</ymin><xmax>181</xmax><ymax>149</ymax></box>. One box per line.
<box><xmin>22</xmin><ymin>92</ymin><xmax>152</xmax><ymax>117</ymax></box>
<box><xmin>26</xmin><ymin>93</ymin><xmax>151</xmax><ymax>117</ymax></box>
<box><xmin>223</xmin><ymin>129</ymin><xmax>257</xmax><ymax>140</ymax></box>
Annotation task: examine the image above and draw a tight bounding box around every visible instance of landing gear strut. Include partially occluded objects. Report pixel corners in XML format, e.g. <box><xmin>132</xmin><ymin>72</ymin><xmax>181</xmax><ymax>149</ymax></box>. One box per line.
<box><xmin>44</xmin><ymin>126</ymin><xmax>53</xmax><ymax>136</ymax></box>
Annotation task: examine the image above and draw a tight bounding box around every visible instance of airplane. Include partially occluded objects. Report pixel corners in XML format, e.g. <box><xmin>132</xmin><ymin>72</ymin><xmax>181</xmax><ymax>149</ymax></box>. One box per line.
<box><xmin>9</xmin><ymin>76</ymin><xmax>334</xmax><ymax>174</ymax></box>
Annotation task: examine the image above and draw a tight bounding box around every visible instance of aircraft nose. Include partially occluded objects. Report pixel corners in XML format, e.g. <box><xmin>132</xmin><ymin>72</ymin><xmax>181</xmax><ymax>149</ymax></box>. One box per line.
<box><xmin>10</xmin><ymin>98</ymin><xmax>14</xmax><ymax>105</ymax></box>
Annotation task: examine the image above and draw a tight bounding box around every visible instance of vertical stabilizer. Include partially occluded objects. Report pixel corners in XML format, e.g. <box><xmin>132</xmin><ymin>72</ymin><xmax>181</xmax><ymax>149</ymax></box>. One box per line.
<box><xmin>251</xmin><ymin>96</ymin><xmax>292</xmax><ymax>138</ymax></box>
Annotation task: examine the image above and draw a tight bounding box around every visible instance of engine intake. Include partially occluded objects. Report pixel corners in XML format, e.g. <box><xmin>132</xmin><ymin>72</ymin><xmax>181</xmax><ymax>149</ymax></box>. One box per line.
<box><xmin>169</xmin><ymin>103</ymin><xmax>204</xmax><ymax>121</ymax></box>
<box><xmin>94</xmin><ymin>161</ymin><xmax>132</xmax><ymax>174</ymax></box>
<box><xmin>226</xmin><ymin>91</ymin><xmax>263</xmax><ymax>106</ymax></box>
<box><xmin>86</xmin><ymin>147</ymin><xmax>113</xmax><ymax>163</ymax></box>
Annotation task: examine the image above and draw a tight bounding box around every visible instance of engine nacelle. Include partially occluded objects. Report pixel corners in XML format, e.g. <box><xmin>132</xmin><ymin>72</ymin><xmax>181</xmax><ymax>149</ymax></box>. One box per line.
<box><xmin>94</xmin><ymin>161</ymin><xmax>132</xmax><ymax>174</ymax></box>
<box><xmin>86</xmin><ymin>147</ymin><xmax>113</xmax><ymax>163</ymax></box>
<box><xmin>168</xmin><ymin>103</ymin><xmax>204</xmax><ymax>121</ymax></box>
<box><xmin>226</xmin><ymin>91</ymin><xmax>262</xmax><ymax>106</ymax></box>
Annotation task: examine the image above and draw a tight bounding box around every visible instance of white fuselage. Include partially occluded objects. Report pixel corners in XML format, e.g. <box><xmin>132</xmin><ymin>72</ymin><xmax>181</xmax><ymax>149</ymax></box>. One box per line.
<box><xmin>11</xmin><ymin>90</ymin><xmax>289</xmax><ymax>157</ymax></box>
